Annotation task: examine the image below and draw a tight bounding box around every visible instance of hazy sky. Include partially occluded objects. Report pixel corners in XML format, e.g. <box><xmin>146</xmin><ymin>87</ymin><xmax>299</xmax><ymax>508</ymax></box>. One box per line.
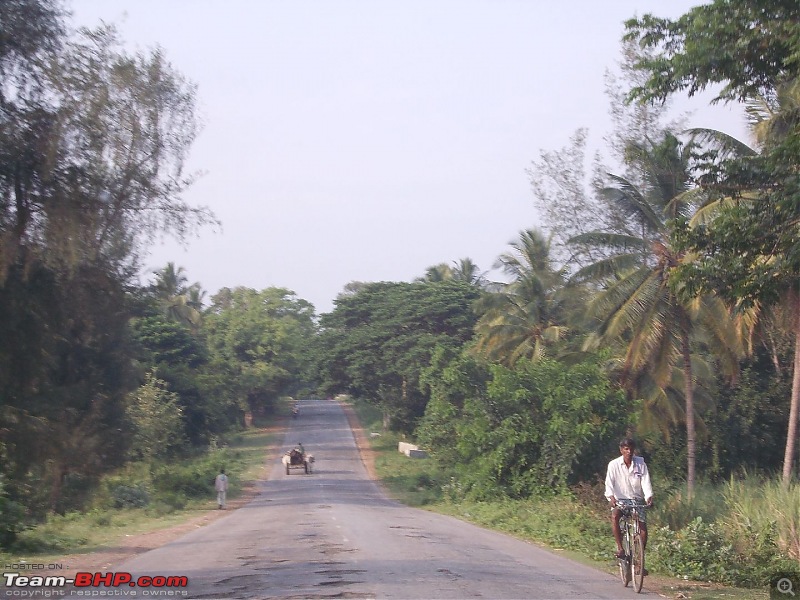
<box><xmin>68</xmin><ymin>1</ymin><xmax>748</xmax><ymax>314</ymax></box>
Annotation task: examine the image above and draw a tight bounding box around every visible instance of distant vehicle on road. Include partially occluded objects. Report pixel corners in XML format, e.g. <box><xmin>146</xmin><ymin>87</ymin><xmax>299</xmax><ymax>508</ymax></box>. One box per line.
<box><xmin>282</xmin><ymin>445</ymin><xmax>313</xmax><ymax>474</ymax></box>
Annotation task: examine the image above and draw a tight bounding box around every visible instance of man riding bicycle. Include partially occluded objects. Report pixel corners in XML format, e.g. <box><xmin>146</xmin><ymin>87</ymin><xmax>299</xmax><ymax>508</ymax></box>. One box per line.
<box><xmin>605</xmin><ymin>437</ymin><xmax>653</xmax><ymax>560</ymax></box>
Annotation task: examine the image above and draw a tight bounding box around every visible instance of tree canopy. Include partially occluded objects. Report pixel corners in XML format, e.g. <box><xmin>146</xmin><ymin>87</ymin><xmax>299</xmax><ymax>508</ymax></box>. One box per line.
<box><xmin>316</xmin><ymin>280</ymin><xmax>480</xmax><ymax>431</ymax></box>
<box><xmin>624</xmin><ymin>0</ymin><xmax>800</xmax><ymax>105</ymax></box>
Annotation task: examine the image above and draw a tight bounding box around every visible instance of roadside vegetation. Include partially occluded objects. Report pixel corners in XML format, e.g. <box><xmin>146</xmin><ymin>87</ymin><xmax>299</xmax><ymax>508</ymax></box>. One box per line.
<box><xmin>0</xmin><ymin>424</ymin><xmax>279</xmax><ymax>567</ymax></box>
<box><xmin>353</xmin><ymin>401</ymin><xmax>786</xmax><ymax>600</ymax></box>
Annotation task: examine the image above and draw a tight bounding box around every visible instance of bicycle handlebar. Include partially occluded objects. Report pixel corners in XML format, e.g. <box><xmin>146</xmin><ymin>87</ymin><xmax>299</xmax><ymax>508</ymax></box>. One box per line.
<box><xmin>614</xmin><ymin>500</ymin><xmax>650</xmax><ymax>513</ymax></box>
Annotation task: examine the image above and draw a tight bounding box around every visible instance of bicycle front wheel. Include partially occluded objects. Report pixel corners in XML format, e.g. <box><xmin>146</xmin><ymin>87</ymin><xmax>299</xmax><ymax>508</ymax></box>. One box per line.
<box><xmin>632</xmin><ymin>533</ymin><xmax>645</xmax><ymax>592</ymax></box>
<box><xmin>619</xmin><ymin>534</ymin><xmax>631</xmax><ymax>586</ymax></box>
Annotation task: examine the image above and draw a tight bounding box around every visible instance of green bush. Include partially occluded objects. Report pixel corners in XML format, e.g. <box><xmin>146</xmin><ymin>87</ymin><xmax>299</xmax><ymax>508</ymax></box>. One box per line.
<box><xmin>111</xmin><ymin>484</ymin><xmax>150</xmax><ymax>509</ymax></box>
<box><xmin>649</xmin><ymin>518</ymin><xmax>739</xmax><ymax>582</ymax></box>
<box><xmin>154</xmin><ymin>491</ymin><xmax>188</xmax><ymax>511</ymax></box>
<box><xmin>441</xmin><ymin>477</ymin><xmax>466</xmax><ymax>504</ymax></box>
<box><xmin>418</xmin><ymin>354</ymin><xmax>632</xmax><ymax>500</ymax></box>
<box><xmin>90</xmin><ymin>511</ymin><xmax>112</xmax><ymax>527</ymax></box>
<box><xmin>151</xmin><ymin>463</ymin><xmax>214</xmax><ymax>499</ymax></box>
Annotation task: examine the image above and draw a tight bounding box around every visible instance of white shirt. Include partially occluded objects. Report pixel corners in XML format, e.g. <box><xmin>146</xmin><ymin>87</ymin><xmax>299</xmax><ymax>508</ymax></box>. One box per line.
<box><xmin>604</xmin><ymin>455</ymin><xmax>653</xmax><ymax>502</ymax></box>
<box><xmin>215</xmin><ymin>473</ymin><xmax>228</xmax><ymax>492</ymax></box>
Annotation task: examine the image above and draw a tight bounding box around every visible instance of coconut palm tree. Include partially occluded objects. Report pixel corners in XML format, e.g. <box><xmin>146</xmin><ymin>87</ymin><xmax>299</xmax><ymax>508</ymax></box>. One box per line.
<box><xmin>451</xmin><ymin>258</ymin><xmax>488</xmax><ymax>288</ymax></box>
<box><xmin>419</xmin><ymin>263</ymin><xmax>453</xmax><ymax>282</ymax></box>
<box><xmin>151</xmin><ymin>262</ymin><xmax>202</xmax><ymax>328</ymax></box>
<box><xmin>152</xmin><ymin>262</ymin><xmax>188</xmax><ymax>298</ymax></box>
<box><xmin>472</xmin><ymin>229</ymin><xmax>569</xmax><ymax>366</ymax></box>
<box><xmin>186</xmin><ymin>283</ymin><xmax>206</xmax><ymax>312</ymax></box>
<box><xmin>419</xmin><ymin>258</ymin><xmax>488</xmax><ymax>288</ymax></box>
<box><xmin>570</xmin><ymin>132</ymin><xmax>744</xmax><ymax>495</ymax></box>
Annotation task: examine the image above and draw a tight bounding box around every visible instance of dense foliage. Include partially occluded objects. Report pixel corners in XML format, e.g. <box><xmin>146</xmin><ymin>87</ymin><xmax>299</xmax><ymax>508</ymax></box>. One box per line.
<box><xmin>316</xmin><ymin>280</ymin><xmax>481</xmax><ymax>431</ymax></box>
<box><xmin>418</xmin><ymin>350</ymin><xmax>631</xmax><ymax>499</ymax></box>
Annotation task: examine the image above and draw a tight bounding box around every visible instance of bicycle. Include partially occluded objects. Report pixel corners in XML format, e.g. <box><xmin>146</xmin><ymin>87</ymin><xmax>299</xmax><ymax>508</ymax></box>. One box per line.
<box><xmin>615</xmin><ymin>499</ymin><xmax>647</xmax><ymax>593</ymax></box>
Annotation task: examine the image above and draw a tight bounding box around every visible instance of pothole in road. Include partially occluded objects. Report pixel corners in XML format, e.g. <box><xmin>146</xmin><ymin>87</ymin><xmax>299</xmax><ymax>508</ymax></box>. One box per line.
<box><xmin>314</xmin><ymin>542</ymin><xmax>356</xmax><ymax>554</ymax></box>
<box><xmin>314</xmin><ymin>569</ymin><xmax>367</xmax><ymax>575</ymax></box>
<box><xmin>318</xmin><ymin>579</ymin><xmax>365</xmax><ymax>587</ymax></box>
<box><xmin>437</xmin><ymin>568</ymin><xmax>463</xmax><ymax>579</ymax></box>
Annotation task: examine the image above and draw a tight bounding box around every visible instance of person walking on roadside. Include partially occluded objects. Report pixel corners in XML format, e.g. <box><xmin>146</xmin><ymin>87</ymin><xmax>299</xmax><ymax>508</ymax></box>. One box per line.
<box><xmin>215</xmin><ymin>468</ymin><xmax>229</xmax><ymax>509</ymax></box>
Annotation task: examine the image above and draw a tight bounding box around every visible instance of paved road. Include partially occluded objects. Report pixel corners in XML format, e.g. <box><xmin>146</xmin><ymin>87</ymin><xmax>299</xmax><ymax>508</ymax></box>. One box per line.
<box><xmin>118</xmin><ymin>399</ymin><xmax>653</xmax><ymax>599</ymax></box>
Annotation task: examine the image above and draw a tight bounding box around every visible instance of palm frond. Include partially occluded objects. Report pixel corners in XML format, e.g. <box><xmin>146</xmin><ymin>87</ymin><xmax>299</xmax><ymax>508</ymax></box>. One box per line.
<box><xmin>688</xmin><ymin>196</ymin><xmax>736</xmax><ymax>226</ymax></box>
<box><xmin>590</xmin><ymin>268</ymin><xmax>656</xmax><ymax>338</ymax></box>
<box><xmin>665</xmin><ymin>188</ymin><xmax>707</xmax><ymax>219</ymax></box>
<box><xmin>569</xmin><ymin>231</ymin><xmax>648</xmax><ymax>251</ymax></box>
<box><xmin>569</xmin><ymin>253</ymin><xmax>645</xmax><ymax>284</ymax></box>
<box><xmin>601</xmin><ymin>175</ymin><xmax>664</xmax><ymax>231</ymax></box>
<box><xmin>685</xmin><ymin>128</ymin><xmax>757</xmax><ymax>159</ymax></box>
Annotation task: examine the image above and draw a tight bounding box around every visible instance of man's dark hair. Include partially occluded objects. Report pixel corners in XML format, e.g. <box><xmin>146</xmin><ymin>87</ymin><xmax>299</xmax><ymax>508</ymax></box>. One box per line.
<box><xmin>619</xmin><ymin>437</ymin><xmax>636</xmax><ymax>449</ymax></box>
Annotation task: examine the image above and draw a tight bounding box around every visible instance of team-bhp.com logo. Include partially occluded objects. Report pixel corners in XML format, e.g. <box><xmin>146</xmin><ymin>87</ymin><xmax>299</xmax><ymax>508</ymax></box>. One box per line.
<box><xmin>3</xmin><ymin>572</ymin><xmax>189</xmax><ymax>597</ymax></box>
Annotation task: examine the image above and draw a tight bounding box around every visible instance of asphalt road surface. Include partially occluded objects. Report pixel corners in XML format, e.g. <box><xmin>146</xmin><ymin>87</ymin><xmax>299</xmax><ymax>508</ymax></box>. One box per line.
<box><xmin>116</xmin><ymin>399</ymin><xmax>653</xmax><ymax>599</ymax></box>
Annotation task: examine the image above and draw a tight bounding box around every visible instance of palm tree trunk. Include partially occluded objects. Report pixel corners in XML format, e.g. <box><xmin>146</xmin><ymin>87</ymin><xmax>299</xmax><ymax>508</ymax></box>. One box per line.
<box><xmin>681</xmin><ymin>330</ymin><xmax>696</xmax><ymax>497</ymax></box>
<box><xmin>781</xmin><ymin>291</ymin><xmax>800</xmax><ymax>486</ymax></box>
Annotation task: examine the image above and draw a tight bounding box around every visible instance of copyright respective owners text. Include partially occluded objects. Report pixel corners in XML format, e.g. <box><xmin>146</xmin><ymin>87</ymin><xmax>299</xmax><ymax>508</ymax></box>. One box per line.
<box><xmin>772</xmin><ymin>573</ymin><xmax>800</xmax><ymax>599</ymax></box>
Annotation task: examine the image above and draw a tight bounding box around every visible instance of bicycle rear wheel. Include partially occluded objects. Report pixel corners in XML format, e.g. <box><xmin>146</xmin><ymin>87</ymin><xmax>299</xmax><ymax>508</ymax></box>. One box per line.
<box><xmin>632</xmin><ymin>533</ymin><xmax>645</xmax><ymax>592</ymax></box>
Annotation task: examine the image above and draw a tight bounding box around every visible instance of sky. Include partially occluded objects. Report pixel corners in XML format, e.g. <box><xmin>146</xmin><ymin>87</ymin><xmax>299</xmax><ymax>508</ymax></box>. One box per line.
<box><xmin>68</xmin><ymin>0</ymin><xmax>749</xmax><ymax>315</ymax></box>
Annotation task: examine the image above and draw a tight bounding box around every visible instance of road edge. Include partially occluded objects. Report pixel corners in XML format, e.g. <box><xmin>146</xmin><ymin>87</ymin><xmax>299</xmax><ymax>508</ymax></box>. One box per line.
<box><xmin>337</xmin><ymin>400</ymin><xmax>379</xmax><ymax>482</ymax></box>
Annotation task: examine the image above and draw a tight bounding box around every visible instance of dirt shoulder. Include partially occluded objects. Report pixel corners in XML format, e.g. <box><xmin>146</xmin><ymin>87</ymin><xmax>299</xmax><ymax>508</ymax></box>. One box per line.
<box><xmin>338</xmin><ymin>400</ymin><xmax>378</xmax><ymax>480</ymax></box>
<box><xmin>52</xmin><ymin>403</ymin><xmax>378</xmax><ymax>579</ymax></box>
<box><xmin>56</xmin><ymin>487</ymin><xmax>260</xmax><ymax>578</ymax></box>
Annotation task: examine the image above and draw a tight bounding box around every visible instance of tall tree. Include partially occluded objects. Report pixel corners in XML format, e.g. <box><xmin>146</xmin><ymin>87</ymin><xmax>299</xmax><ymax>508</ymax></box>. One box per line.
<box><xmin>419</xmin><ymin>258</ymin><xmax>487</xmax><ymax>287</ymax></box>
<box><xmin>1</xmin><ymin>22</ymin><xmax>217</xmax><ymax>283</ymax></box>
<box><xmin>0</xmin><ymin>12</ymin><xmax>215</xmax><ymax>514</ymax></box>
<box><xmin>570</xmin><ymin>133</ymin><xmax>743</xmax><ymax>494</ymax></box>
<box><xmin>527</xmin><ymin>129</ymin><xmax>601</xmax><ymax>270</ymax></box>
<box><xmin>625</xmin><ymin>0</ymin><xmax>800</xmax><ymax>483</ymax></box>
<box><xmin>152</xmin><ymin>262</ymin><xmax>189</xmax><ymax>298</ymax></box>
